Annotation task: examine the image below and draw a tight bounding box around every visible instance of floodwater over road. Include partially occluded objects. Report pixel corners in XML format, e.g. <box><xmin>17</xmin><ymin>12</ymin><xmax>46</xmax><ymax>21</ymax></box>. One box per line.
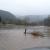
<box><xmin>0</xmin><ymin>26</ymin><xmax>50</xmax><ymax>50</ymax></box>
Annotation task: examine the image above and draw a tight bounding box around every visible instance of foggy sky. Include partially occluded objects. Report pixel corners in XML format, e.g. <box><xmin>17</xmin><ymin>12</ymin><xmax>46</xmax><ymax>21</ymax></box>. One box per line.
<box><xmin>0</xmin><ymin>0</ymin><xmax>50</xmax><ymax>15</ymax></box>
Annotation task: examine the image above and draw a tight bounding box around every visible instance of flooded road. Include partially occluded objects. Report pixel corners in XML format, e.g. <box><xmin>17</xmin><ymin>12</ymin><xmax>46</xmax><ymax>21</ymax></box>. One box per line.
<box><xmin>0</xmin><ymin>26</ymin><xmax>50</xmax><ymax>50</ymax></box>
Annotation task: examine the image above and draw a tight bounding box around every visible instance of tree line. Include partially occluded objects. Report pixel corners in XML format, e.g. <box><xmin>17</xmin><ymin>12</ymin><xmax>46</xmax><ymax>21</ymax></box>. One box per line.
<box><xmin>0</xmin><ymin>16</ymin><xmax>50</xmax><ymax>26</ymax></box>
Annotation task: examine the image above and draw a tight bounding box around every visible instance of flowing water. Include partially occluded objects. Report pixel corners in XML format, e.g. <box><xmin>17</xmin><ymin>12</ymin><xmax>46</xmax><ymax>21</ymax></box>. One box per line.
<box><xmin>0</xmin><ymin>26</ymin><xmax>50</xmax><ymax>50</ymax></box>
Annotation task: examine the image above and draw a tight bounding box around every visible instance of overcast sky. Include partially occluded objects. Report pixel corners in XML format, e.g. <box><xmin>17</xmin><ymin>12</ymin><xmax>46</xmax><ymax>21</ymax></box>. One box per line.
<box><xmin>0</xmin><ymin>0</ymin><xmax>50</xmax><ymax>15</ymax></box>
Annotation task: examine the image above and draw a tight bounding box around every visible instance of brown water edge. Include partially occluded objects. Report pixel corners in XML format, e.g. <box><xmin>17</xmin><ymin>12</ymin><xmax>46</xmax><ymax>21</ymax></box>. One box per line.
<box><xmin>0</xmin><ymin>26</ymin><xmax>50</xmax><ymax>50</ymax></box>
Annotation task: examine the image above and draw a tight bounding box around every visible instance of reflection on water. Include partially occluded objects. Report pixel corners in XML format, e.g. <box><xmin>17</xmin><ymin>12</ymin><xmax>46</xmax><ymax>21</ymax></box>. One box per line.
<box><xmin>23</xmin><ymin>47</ymin><xmax>50</xmax><ymax>50</ymax></box>
<box><xmin>47</xmin><ymin>27</ymin><xmax>50</xmax><ymax>37</ymax></box>
<box><xmin>0</xmin><ymin>26</ymin><xmax>50</xmax><ymax>50</ymax></box>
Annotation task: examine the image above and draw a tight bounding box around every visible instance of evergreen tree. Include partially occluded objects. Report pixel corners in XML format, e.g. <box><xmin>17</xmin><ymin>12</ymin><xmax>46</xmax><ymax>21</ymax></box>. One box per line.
<box><xmin>0</xmin><ymin>16</ymin><xmax>1</xmax><ymax>22</ymax></box>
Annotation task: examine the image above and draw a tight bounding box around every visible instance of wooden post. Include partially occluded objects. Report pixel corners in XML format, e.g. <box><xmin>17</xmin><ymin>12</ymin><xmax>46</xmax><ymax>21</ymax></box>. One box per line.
<box><xmin>25</xmin><ymin>28</ymin><xmax>26</xmax><ymax>34</ymax></box>
<box><xmin>24</xmin><ymin>22</ymin><xmax>27</xmax><ymax>35</ymax></box>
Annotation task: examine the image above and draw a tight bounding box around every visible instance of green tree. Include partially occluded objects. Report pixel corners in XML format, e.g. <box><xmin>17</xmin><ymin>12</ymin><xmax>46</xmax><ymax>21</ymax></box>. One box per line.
<box><xmin>0</xmin><ymin>16</ymin><xmax>1</xmax><ymax>23</ymax></box>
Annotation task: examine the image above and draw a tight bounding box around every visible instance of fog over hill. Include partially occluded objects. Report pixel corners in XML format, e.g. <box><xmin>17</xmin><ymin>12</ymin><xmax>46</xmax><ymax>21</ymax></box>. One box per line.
<box><xmin>0</xmin><ymin>10</ymin><xmax>48</xmax><ymax>24</ymax></box>
<box><xmin>0</xmin><ymin>10</ymin><xmax>19</xmax><ymax>24</ymax></box>
<box><xmin>17</xmin><ymin>15</ymin><xmax>48</xmax><ymax>23</ymax></box>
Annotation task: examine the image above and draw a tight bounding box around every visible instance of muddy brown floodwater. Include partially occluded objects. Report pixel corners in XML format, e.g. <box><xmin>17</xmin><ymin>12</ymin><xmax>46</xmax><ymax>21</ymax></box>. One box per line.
<box><xmin>0</xmin><ymin>26</ymin><xmax>50</xmax><ymax>50</ymax></box>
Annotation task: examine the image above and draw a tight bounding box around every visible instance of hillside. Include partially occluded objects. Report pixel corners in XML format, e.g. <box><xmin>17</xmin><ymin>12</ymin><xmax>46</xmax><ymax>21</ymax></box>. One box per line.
<box><xmin>0</xmin><ymin>10</ymin><xmax>18</xmax><ymax>24</ymax></box>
